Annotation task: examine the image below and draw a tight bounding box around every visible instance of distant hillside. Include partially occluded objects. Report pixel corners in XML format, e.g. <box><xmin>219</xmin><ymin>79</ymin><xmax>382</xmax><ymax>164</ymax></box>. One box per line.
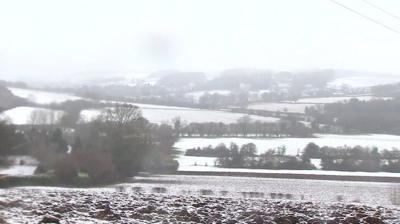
<box><xmin>0</xmin><ymin>85</ymin><xmax>27</xmax><ymax>111</ymax></box>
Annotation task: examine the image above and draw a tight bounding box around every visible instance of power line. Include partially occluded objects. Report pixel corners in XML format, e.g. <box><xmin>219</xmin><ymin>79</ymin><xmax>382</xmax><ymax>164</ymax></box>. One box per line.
<box><xmin>361</xmin><ymin>0</ymin><xmax>400</xmax><ymax>22</ymax></box>
<box><xmin>329</xmin><ymin>0</ymin><xmax>400</xmax><ymax>36</ymax></box>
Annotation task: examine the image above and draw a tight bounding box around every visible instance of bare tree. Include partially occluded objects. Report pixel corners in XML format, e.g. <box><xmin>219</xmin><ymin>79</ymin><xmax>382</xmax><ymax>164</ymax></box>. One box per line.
<box><xmin>99</xmin><ymin>104</ymin><xmax>142</xmax><ymax>128</ymax></box>
<box><xmin>237</xmin><ymin>115</ymin><xmax>252</xmax><ymax>137</ymax></box>
<box><xmin>29</xmin><ymin>109</ymin><xmax>62</xmax><ymax>125</ymax></box>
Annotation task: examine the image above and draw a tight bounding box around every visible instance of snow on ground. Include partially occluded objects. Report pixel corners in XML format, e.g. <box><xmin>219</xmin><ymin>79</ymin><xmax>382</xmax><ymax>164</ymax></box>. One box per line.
<box><xmin>176</xmin><ymin>159</ymin><xmax>400</xmax><ymax>178</ymax></box>
<box><xmin>0</xmin><ymin>106</ymin><xmax>65</xmax><ymax>125</ymax></box>
<box><xmin>247</xmin><ymin>103</ymin><xmax>315</xmax><ymax>113</ymax></box>
<box><xmin>2</xmin><ymin>182</ymin><xmax>399</xmax><ymax>222</ymax></box>
<box><xmin>177</xmin><ymin>155</ymin><xmax>218</xmax><ymax>168</ymax></box>
<box><xmin>81</xmin><ymin>106</ymin><xmax>280</xmax><ymax>124</ymax></box>
<box><xmin>174</xmin><ymin>134</ymin><xmax>400</xmax><ymax>156</ymax></box>
<box><xmin>174</xmin><ymin>134</ymin><xmax>400</xmax><ymax>177</ymax></box>
<box><xmin>247</xmin><ymin>96</ymin><xmax>391</xmax><ymax>113</ymax></box>
<box><xmin>310</xmin><ymin>158</ymin><xmax>322</xmax><ymax>169</ymax></box>
<box><xmin>328</xmin><ymin>76</ymin><xmax>400</xmax><ymax>88</ymax></box>
<box><xmin>6</xmin><ymin>155</ymin><xmax>39</xmax><ymax>166</ymax></box>
<box><xmin>0</xmin><ymin>165</ymin><xmax>36</xmax><ymax>176</ymax></box>
<box><xmin>79</xmin><ymin>109</ymin><xmax>102</xmax><ymax>123</ymax></box>
<box><xmin>0</xmin><ymin>156</ymin><xmax>38</xmax><ymax>176</ymax></box>
<box><xmin>8</xmin><ymin>87</ymin><xmax>82</xmax><ymax>104</ymax></box>
<box><xmin>176</xmin><ymin>154</ymin><xmax>400</xmax><ymax>178</ymax></box>
<box><xmin>140</xmin><ymin>107</ymin><xmax>279</xmax><ymax>124</ymax></box>
<box><xmin>100</xmin><ymin>100</ymin><xmax>195</xmax><ymax>110</ymax></box>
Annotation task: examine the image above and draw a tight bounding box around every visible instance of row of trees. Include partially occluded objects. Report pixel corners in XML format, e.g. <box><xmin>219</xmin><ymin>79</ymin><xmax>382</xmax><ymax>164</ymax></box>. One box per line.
<box><xmin>306</xmin><ymin>98</ymin><xmax>400</xmax><ymax>134</ymax></box>
<box><xmin>302</xmin><ymin>143</ymin><xmax>400</xmax><ymax>172</ymax></box>
<box><xmin>186</xmin><ymin>143</ymin><xmax>315</xmax><ymax>170</ymax></box>
<box><xmin>217</xmin><ymin>143</ymin><xmax>315</xmax><ymax>170</ymax></box>
<box><xmin>372</xmin><ymin>82</ymin><xmax>400</xmax><ymax>98</ymax></box>
<box><xmin>198</xmin><ymin>91</ymin><xmax>249</xmax><ymax>109</ymax></box>
<box><xmin>186</xmin><ymin>142</ymin><xmax>400</xmax><ymax>173</ymax></box>
<box><xmin>178</xmin><ymin>116</ymin><xmax>312</xmax><ymax>138</ymax></box>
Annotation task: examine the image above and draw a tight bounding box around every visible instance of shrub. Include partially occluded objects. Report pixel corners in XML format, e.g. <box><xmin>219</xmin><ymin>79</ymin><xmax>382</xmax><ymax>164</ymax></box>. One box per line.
<box><xmin>71</xmin><ymin>151</ymin><xmax>118</xmax><ymax>184</ymax></box>
<box><xmin>54</xmin><ymin>155</ymin><xmax>78</xmax><ymax>183</ymax></box>
<box><xmin>0</xmin><ymin>157</ymin><xmax>11</xmax><ymax>167</ymax></box>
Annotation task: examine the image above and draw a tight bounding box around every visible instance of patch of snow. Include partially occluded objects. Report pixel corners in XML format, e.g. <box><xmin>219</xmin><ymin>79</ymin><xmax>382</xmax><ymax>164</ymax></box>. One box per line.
<box><xmin>177</xmin><ymin>162</ymin><xmax>400</xmax><ymax>178</ymax></box>
<box><xmin>0</xmin><ymin>165</ymin><xmax>36</xmax><ymax>176</ymax></box>
<box><xmin>81</xmin><ymin>104</ymin><xmax>280</xmax><ymax>124</ymax></box>
<box><xmin>8</xmin><ymin>87</ymin><xmax>82</xmax><ymax>104</ymax></box>
<box><xmin>328</xmin><ymin>76</ymin><xmax>400</xmax><ymax>88</ymax></box>
<box><xmin>0</xmin><ymin>107</ymin><xmax>65</xmax><ymax>125</ymax></box>
<box><xmin>310</xmin><ymin>158</ymin><xmax>322</xmax><ymax>169</ymax></box>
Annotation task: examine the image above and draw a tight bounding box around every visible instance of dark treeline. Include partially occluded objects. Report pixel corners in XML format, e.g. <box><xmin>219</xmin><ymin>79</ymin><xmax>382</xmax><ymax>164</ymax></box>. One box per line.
<box><xmin>302</xmin><ymin>143</ymin><xmax>400</xmax><ymax>172</ymax></box>
<box><xmin>178</xmin><ymin>116</ymin><xmax>312</xmax><ymax>138</ymax></box>
<box><xmin>197</xmin><ymin>91</ymin><xmax>250</xmax><ymax>109</ymax></box>
<box><xmin>307</xmin><ymin>98</ymin><xmax>400</xmax><ymax>134</ymax></box>
<box><xmin>0</xmin><ymin>121</ymin><xmax>27</xmax><ymax>166</ymax></box>
<box><xmin>185</xmin><ymin>142</ymin><xmax>400</xmax><ymax>173</ymax></box>
<box><xmin>0</xmin><ymin>85</ymin><xmax>28</xmax><ymax>111</ymax></box>
<box><xmin>372</xmin><ymin>82</ymin><xmax>400</xmax><ymax>97</ymax></box>
<box><xmin>187</xmin><ymin>143</ymin><xmax>315</xmax><ymax>170</ymax></box>
<box><xmin>185</xmin><ymin>145</ymin><xmax>224</xmax><ymax>157</ymax></box>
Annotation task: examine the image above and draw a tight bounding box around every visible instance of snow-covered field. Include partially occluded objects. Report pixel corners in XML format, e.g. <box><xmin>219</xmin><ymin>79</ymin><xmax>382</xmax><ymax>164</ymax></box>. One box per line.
<box><xmin>81</xmin><ymin>106</ymin><xmax>280</xmax><ymax>124</ymax></box>
<box><xmin>0</xmin><ymin>156</ymin><xmax>38</xmax><ymax>176</ymax></box>
<box><xmin>247</xmin><ymin>96</ymin><xmax>391</xmax><ymax>113</ymax></box>
<box><xmin>141</xmin><ymin>107</ymin><xmax>279</xmax><ymax>124</ymax></box>
<box><xmin>176</xmin><ymin>153</ymin><xmax>400</xmax><ymax>178</ymax></box>
<box><xmin>0</xmin><ymin>165</ymin><xmax>36</xmax><ymax>176</ymax></box>
<box><xmin>174</xmin><ymin>134</ymin><xmax>400</xmax><ymax>155</ymax></box>
<box><xmin>176</xmin><ymin>156</ymin><xmax>218</xmax><ymax>168</ymax></box>
<box><xmin>1</xmin><ymin>88</ymin><xmax>280</xmax><ymax>125</ymax></box>
<box><xmin>176</xmin><ymin>160</ymin><xmax>400</xmax><ymax>178</ymax></box>
<box><xmin>174</xmin><ymin>134</ymin><xmax>400</xmax><ymax>174</ymax></box>
<box><xmin>0</xmin><ymin>106</ymin><xmax>65</xmax><ymax>125</ymax></box>
<box><xmin>176</xmin><ymin>154</ymin><xmax>400</xmax><ymax>178</ymax></box>
<box><xmin>100</xmin><ymin>100</ymin><xmax>196</xmax><ymax>111</ymax></box>
<box><xmin>2</xmin><ymin>179</ymin><xmax>399</xmax><ymax>223</ymax></box>
<box><xmin>8</xmin><ymin>87</ymin><xmax>82</xmax><ymax>104</ymax></box>
<box><xmin>247</xmin><ymin>103</ymin><xmax>315</xmax><ymax>113</ymax></box>
<box><xmin>328</xmin><ymin>75</ymin><xmax>400</xmax><ymax>88</ymax></box>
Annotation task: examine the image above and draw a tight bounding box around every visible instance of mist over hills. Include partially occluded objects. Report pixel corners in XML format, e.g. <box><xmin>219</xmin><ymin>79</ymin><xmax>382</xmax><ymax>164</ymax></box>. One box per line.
<box><xmin>1</xmin><ymin>68</ymin><xmax>398</xmax><ymax>89</ymax></box>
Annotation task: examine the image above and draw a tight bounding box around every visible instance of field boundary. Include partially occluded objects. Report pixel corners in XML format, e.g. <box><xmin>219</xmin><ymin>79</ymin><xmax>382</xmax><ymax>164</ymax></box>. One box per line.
<box><xmin>175</xmin><ymin>171</ymin><xmax>400</xmax><ymax>183</ymax></box>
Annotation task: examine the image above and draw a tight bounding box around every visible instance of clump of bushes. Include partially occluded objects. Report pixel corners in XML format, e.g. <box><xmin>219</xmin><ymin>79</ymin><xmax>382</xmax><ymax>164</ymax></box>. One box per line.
<box><xmin>29</xmin><ymin>105</ymin><xmax>179</xmax><ymax>185</ymax></box>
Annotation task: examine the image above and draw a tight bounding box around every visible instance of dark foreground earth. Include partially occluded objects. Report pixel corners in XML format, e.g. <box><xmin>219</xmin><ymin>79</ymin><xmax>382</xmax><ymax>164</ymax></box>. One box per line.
<box><xmin>0</xmin><ymin>187</ymin><xmax>399</xmax><ymax>224</ymax></box>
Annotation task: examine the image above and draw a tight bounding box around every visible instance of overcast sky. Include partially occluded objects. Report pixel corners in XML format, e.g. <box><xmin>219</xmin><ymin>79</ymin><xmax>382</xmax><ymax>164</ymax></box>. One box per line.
<box><xmin>1</xmin><ymin>0</ymin><xmax>400</xmax><ymax>82</ymax></box>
